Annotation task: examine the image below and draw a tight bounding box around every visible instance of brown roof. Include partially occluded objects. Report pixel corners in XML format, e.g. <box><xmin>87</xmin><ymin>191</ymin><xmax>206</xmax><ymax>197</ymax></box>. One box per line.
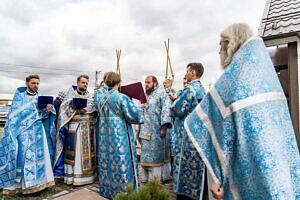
<box><xmin>258</xmin><ymin>0</ymin><xmax>300</xmax><ymax>39</ymax></box>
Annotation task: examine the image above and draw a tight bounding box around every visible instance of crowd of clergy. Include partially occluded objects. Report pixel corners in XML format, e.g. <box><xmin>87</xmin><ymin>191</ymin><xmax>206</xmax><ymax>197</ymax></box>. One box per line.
<box><xmin>0</xmin><ymin>23</ymin><xmax>300</xmax><ymax>200</ymax></box>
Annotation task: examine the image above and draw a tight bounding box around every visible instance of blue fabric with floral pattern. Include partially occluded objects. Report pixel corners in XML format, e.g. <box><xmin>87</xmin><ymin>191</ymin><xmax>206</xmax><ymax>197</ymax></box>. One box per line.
<box><xmin>0</xmin><ymin>87</ymin><xmax>56</xmax><ymax>189</ymax></box>
<box><xmin>170</xmin><ymin>80</ymin><xmax>206</xmax><ymax>199</ymax></box>
<box><xmin>94</xmin><ymin>88</ymin><xmax>143</xmax><ymax>199</ymax></box>
<box><xmin>140</xmin><ymin>86</ymin><xmax>172</xmax><ymax>167</ymax></box>
<box><xmin>185</xmin><ymin>37</ymin><xmax>300</xmax><ymax>200</ymax></box>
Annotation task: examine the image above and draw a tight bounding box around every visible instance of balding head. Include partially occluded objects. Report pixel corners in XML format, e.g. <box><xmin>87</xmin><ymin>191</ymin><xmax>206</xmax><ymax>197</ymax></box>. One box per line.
<box><xmin>145</xmin><ymin>75</ymin><xmax>158</xmax><ymax>95</ymax></box>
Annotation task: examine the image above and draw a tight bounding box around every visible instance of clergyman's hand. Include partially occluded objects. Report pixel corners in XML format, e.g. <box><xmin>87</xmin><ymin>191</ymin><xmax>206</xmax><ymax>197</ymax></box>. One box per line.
<box><xmin>160</xmin><ymin>127</ymin><xmax>167</xmax><ymax>138</ymax></box>
<box><xmin>168</xmin><ymin>93</ymin><xmax>177</xmax><ymax>101</ymax></box>
<box><xmin>46</xmin><ymin>104</ymin><xmax>53</xmax><ymax>113</ymax></box>
<box><xmin>210</xmin><ymin>181</ymin><xmax>224</xmax><ymax>200</ymax></box>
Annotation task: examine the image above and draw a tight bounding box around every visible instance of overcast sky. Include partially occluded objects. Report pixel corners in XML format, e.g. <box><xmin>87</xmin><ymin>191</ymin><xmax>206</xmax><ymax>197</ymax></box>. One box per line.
<box><xmin>0</xmin><ymin>0</ymin><xmax>267</xmax><ymax>98</ymax></box>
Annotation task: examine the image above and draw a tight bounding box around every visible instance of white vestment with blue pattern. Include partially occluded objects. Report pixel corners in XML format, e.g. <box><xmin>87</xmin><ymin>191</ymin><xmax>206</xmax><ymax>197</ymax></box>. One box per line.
<box><xmin>185</xmin><ymin>37</ymin><xmax>300</xmax><ymax>199</ymax></box>
<box><xmin>54</xmin><ymin>86</ymin><xmax>97</xmax><ymax>186</ymax></box>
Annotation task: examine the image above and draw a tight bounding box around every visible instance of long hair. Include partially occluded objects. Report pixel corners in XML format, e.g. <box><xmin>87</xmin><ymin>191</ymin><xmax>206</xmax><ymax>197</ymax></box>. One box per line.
<box><xmin>221</xmin><ymin>23</ymin><xmax>253</xmax><ymax>67</ymax></box>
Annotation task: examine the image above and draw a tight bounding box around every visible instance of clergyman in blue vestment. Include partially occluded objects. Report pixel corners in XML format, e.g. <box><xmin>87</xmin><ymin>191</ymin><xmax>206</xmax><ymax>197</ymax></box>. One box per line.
<box><xmin>170</xmin><ymin>63</ymin><xmax>206</xmax><ymax>200</ymax></box>
<box><xmin>169</xmin><ymin>76</ymin><xmax>189</xmax><ymax>165</ymax></box>
<box><xmin>163</xmin><ymin>77</ymin><xmax>177</xmax><ymax>163</ymax></box>
<box><xmin>139</xmin><ymin>75</ymin><xmax>172</xmax><ymax>183</ymax></box>
<box><xmin>94</xmin><ymin>72</ymin><xmax>144</xmax><ymax>199</ymax></box>
<box><xmin>0</xmin><ymin>74</ymin><xmax>56</xmax><ymax>195</ymax></box>
<box><xmin>185</xmin><ymin>23</ymin><xmax>300</xmax><ymax>200</ymax></box>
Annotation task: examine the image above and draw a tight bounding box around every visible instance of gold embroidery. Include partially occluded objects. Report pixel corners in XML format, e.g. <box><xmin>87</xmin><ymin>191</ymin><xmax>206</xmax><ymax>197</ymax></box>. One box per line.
<box><xmin>139</xmin><ymin>135</ymin><xmax>151</xmax><ymax>141</ymax></box>
<box><xmin>65</xmin><ymin>179</ymin><xmax>95</xmax><ymax>186</ymax></box>
<box><xmin>65</xmin><ymin>150</ymin><xmax>75</xmax><ymax>156</ymax></box>
<box><xmin>140</xmin><ymin>160</ymin><xmax>170</xmax><ymax>167</ymax></box>
<box><xmin>3</xmin><ymin>181</ymin><xmax>55</xmax><ymax>195</ymax></box>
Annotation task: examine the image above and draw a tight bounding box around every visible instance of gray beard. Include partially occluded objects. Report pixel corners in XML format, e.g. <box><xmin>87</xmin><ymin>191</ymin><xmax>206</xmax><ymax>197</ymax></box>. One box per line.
<box><xmin>220</xmin><ymin>50</ymin><xmax>228</xmax><ymax>69</ymax></box>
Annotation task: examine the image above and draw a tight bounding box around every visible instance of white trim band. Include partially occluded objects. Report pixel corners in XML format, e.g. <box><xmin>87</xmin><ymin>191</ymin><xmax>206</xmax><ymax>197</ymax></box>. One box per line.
<box><xmin>210</xmin><ymin>90</ymin><xmax>287</xmax><ymax>119</ymax></box>
<box><xmin>226</xmin><ymin>92</ymin><xmax>286</xmax><ymax>117</ymax></box>
<box><xmin>210</xmin><ymin>87</ymin><xmax>227</xmax><ymax>118</ymax></box>
<box><xmin>193</xmin><ymin>106</ymin><xmax>240</xmax><ymax>200</ymax></box>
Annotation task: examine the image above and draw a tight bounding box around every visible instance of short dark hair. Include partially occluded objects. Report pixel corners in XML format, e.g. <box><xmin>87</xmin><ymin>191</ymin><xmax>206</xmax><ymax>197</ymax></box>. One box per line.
<box><xmin>25</xmin><ymin>74</ymin><xmax>40</xmax><ymax>83</ymax></box>
<box><xmin>77</xmin><ymin>74</ymin><xmax>89</xmax><ymax>82</ymax></box>
<box><xmin>187</xmin><ymin>62</ymin><xmax>204</xmax><ymax>78</ymax></box>
<box><xmin>104</xmin><ymin>72</ymin><xmax>121</xmax><ymax>88</ymax></box>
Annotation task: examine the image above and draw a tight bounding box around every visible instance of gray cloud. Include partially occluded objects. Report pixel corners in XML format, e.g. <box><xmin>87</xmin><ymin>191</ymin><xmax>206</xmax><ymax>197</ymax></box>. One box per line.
<box><xmin>0</xmin><ymin>0</ymin><xmax>266</xmax><ymax>98</ymax></box>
